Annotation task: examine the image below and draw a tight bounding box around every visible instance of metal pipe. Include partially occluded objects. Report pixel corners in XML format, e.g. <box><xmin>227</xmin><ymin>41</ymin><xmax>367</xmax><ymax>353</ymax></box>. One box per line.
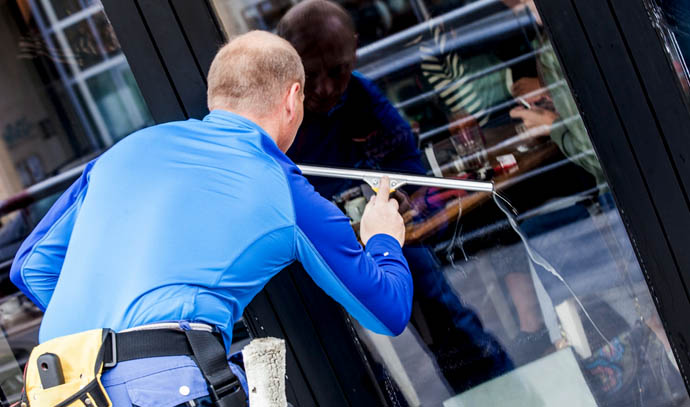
<box><xmin>356</xmin><ymin>0</ymin><xmax>501</xmax><ymax>65</ymax></box>
<box><xmin>0</xmin><ymin>163</ymin><xmax>87</xmax><ymax>217</ymax></box>
<box><xmin>394</xmin><ymin>47</ymin><xmax>547</xmax><ymax>110</ymax></box>
<box><xmin>417</xmin><ymin>80</ymin><xmax>567</xmax><ymax>144</ymax></box>
<box><xmin>358</xmin><ymin>8</ymin><xmax>533</xmax><ymax>81</ymax></box>
<box><xmin>298</xmin><ymin>165</ymin><xmax>494</xmax><ymax>192</ymax></box>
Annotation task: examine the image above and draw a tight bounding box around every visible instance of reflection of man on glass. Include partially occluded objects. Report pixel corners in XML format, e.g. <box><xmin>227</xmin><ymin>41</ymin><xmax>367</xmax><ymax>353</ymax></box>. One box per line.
<box><xmin>278</xmin><ymin>0</ymin><xmax>424</xmax><ymax>198</ymax></box>
<box><xmin>278</xmin><ymin>0</ymin><xmax>512</xmax><ymax>393</ymax></box>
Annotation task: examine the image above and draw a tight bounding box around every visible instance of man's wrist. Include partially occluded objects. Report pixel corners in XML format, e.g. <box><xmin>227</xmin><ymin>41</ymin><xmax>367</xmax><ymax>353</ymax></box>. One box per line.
<box><xmin>365</xmin><ymin>233</ymin><xmax>403</xmax><ymax>252</ymax></box>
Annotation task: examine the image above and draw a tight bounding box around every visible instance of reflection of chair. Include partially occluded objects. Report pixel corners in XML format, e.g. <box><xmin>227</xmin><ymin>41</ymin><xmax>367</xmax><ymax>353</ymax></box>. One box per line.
<box><xmin>554</xmin><ymin>298</ymin><xmax>591</xmax><ymax>359</ymax></box>
<box><xmin>474</xmin><ymin>255</ymin><xmax>519</xmax><ymax>340</ymax></box>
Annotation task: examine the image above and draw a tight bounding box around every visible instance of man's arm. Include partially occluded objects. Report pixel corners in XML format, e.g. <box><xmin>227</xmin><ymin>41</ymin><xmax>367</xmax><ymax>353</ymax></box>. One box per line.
<box><xmin>287</xmin><ymin>167</ymin><xmax>413</xmax><ymax>336</ymax></box>
<box><xmin>355</xmin><ymin>72</ymin><xmax>427</xmax><ymax>176</ymax></box>
<box><xmin>10</xmin><ymin>160</ymin><xmax>95</xmax><ymax>310</ymax></box>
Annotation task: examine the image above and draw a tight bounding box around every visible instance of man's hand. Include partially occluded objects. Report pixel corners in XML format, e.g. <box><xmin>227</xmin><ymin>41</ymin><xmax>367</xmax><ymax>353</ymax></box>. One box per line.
<box><xmin>360</xmin><ymin>177</ymin><xmax>406</xmax><ymax>247</ymax></box>
<box><xmin>510</xmin><ymin>77</ymin><xmax>544</xmax><ymax>104</ymax></box>
<box><xmin>510</xmin><ymin>106</ymin><xmax>559</xmax><ymax>137</ymax></box>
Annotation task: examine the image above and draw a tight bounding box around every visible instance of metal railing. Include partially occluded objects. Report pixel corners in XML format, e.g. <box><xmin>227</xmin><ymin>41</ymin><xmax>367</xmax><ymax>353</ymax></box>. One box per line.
<box><xmin>0</xmin><ymin>163</ymin><xmax>87</xmax><ymax>218</ymax></box>
<box><xmin>357</xmin><ymin>7</ymin><xmax>535</xmax><ymax>80</ymax></box>
<box><xmin>356</xmin><ymin>0</ymin><xmax>503</xmax><ymax>66</ymax></box>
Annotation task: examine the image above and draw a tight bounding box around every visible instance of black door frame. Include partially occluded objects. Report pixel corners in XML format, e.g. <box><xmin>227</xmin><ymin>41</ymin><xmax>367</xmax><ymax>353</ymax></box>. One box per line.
<box><xmin>101</xmin><ymin>0</ymin><xmax>690</xmax><ymax>401</ymax></box>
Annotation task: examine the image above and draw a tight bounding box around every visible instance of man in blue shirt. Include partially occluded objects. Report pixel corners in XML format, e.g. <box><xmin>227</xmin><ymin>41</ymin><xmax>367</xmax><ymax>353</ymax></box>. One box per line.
<box><xmin>10</xmin><ymin>31</ymin><xmax>413</xmax><ymax>406</ymax></box>
<box><xmin>278</xmin><ymin>0</ymin><xmax>512</xmax><ymax>393</ymax></box>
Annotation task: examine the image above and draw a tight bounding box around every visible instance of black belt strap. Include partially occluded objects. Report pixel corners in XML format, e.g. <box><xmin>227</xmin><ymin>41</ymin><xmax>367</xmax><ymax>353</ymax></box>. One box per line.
<box><xmin>102</xmin><ymin>329</ymin><xmax>246</xmax><ymax>407</ymax></box>
<box><xmin>185</xmin><ymin>330</ymin><xmax>246</xmax><ymax>407</ymax></box>
<box><xmin>103</xmin><ymin>329</ymin><xmax>193</xmax><ymax>366</ymax></box>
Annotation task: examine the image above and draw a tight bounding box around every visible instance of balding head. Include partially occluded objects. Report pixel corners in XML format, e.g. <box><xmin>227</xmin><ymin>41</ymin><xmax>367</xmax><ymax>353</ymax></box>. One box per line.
<box><xmin>207</xmin><ymin>30</ymin><xmax>305</xmax><ymax>116</ymax></box>
<box><xmin>277</xmin><ymin>0</ymin><xmax>356</xmax><ymax>55</ymax></box>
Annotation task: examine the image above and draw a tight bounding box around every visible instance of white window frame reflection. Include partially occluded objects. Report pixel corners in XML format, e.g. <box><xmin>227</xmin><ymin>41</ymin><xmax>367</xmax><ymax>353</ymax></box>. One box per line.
<box><xmin>28</xmin><ymin>0</ymin><xmax>138</xmax><ymax>148</ymax></box>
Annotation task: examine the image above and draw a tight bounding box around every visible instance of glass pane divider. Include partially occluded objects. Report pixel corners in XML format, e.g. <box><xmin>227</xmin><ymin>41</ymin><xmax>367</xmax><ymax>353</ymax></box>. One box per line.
<box><xmin>48</xmin><ymin>3</ymin><xmax>104</xmax><ymax>34</ymax></box>
<box><xmin>69</xmin><ymin>53</ymin><xmax>128</xmax><ymax>84</ymax></box>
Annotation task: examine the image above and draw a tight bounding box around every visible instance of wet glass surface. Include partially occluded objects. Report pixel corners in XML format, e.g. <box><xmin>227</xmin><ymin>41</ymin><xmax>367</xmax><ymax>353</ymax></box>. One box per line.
<box><xmin>210</xmin><ymin>0</ymin><xmax>690</xmax><ymax>405</ymax></box>
<box><xmin>647</xmin><ymin>0</ymin><xmax>690</xmax><ymax>99</ymax></box>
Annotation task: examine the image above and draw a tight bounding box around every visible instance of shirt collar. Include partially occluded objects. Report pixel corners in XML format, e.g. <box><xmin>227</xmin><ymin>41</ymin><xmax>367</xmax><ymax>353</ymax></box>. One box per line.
<box><xmin>203</xmin><ymin>109</ymin><xmax>289</xmax><ymax>160</ymax></box>
<box><xmin>203</xmin><ymin>109</ymin><xmax>272</xmax><ymax>138</ymax></box>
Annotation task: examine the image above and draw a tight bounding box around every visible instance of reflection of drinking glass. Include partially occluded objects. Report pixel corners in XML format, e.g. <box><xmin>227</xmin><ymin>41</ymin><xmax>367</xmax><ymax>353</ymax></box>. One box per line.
<box><xmin>425</xmin><ymin>117</ymin><xmax>488</xmax><ymax>177</ymax></box>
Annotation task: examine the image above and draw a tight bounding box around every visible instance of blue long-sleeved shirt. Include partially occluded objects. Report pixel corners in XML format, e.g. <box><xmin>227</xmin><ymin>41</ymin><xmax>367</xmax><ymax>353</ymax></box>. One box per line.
<box><xmin>10</xmin><ymin>110</ymin><xmax>413</xmax><ymax>351</ymax></box>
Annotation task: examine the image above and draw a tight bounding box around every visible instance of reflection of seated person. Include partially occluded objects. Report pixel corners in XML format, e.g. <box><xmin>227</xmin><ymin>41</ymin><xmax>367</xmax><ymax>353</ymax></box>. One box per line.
<box><xmin>277</xmin><ymin>0</ymin><xmax>512</xmax><ymax>393</ymax></box>
<box><xmin>506</xmin><ymin>0</ymin><xmax>604</xmax><ymax>187</ymax></box>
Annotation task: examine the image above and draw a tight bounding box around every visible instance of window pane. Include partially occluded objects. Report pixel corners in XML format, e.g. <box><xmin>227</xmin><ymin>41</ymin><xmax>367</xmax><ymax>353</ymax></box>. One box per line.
<box><xmin>85</xmin><ymin>67</ymin><xmax>153</xmax><ymax>142</ymax></box>
<box><xmin>208</xmin><ymin>0</ymin><xmax>688</xmax><ymax>405</ymax></box>
<box><xmin>0</xmin><ymin>1</ymin><xmax>152</xmax><ymax>402</ymax></box>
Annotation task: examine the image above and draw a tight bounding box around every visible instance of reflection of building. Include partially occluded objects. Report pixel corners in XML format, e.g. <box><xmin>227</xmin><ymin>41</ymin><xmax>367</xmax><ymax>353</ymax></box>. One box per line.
<box><xmin>0</xmin><ymin>3</ymin><xmax>76</xmax><ymax>196</ymax></box>
<box><xmin>28</xmin><ymin>0</ymin><xmax>152</xmax><ymax>146</ymax></box>
<box><xmin>0</xmin><ymin>0</ymin><xmax>152</xmax><ymax>196</ymax></box>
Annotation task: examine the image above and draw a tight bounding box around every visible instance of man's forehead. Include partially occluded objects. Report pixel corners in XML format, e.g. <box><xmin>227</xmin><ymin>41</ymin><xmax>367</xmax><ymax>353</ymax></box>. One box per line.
<box><xmin>302</xmin><ymin>52</ymin><xmax>353</xmax><ymax>69</ymax></box>
<box><xmin>291</xmin><ymin>16</ymin><xmax>355</xmax><ymax>52</ymax></box>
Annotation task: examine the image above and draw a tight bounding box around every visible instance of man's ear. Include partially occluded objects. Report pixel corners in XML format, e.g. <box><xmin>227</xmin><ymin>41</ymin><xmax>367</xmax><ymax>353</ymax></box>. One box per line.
<box><xmin>285</xmin><ymin>82</ymin><xmax>302</xmax><ymax>121</ymax></box>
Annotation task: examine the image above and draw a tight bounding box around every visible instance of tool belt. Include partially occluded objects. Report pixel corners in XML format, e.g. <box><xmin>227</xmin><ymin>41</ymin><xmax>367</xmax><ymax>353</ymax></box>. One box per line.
<box><xmin>20</xmin><ymin>328</ymin><xmax>246</xmax><ymax>407</ymax></box>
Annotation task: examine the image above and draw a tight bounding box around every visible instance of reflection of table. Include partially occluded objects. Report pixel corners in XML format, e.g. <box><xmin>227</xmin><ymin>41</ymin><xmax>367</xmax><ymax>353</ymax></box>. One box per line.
<box><xmin>405</xmin><ymin>142</ymin><xmax>560</xmax><ymax>243</ymax></box>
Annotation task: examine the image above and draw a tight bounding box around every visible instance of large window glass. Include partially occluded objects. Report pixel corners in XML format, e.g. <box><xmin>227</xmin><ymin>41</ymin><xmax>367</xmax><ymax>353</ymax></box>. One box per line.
<box><xmin>0</xmin><ymin>1</ymin><xmax>153</xmax><ymax>403</ymax></box>
<box><xmin>210</xmin><ymin>0</ymin><xmax>689</xmax><ymax>405</ymax></box>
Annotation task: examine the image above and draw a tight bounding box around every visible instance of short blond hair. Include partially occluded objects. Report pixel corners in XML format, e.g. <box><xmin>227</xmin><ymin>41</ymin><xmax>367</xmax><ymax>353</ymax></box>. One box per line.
<box><xmin>207</xmin><ymin>31</ymin><xmax>305</xmax><ymax>116</ymax></box>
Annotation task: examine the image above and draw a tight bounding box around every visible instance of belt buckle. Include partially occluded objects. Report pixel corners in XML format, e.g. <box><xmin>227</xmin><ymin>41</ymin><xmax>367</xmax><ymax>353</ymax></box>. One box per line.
<box><xmin>103</xmin><ymin>330</ymin><xmax>117</xmax><ymax>368</ymax></box>
<box><xmin>208</xmin><ymin>378</ymin><xmax>244</xmax><ymax>407</ymax></box>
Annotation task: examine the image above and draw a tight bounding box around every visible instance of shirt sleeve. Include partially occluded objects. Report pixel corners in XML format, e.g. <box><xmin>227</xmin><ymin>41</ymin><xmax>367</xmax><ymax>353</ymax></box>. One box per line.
<box><xmin>286</xmin><ymin>165</ymin><xmax>413</xmax><ymax>336</ymax></box>
<box><xmin>10</xmin><ymin>160</ymin><xmax>95</xmax><ymax>310</ymax></box>
<box><xmin>355</xmin><ymin>72</ymin><xmax>427</xmax><ymax>176</ymax></box>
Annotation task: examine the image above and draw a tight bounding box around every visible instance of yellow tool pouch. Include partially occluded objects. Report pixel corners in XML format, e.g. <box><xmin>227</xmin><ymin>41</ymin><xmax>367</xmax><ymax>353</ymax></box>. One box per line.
<box><xmin>21</xmin><ymin>329</ymin><xmax>113</xmax><ymax>407</ymax></box>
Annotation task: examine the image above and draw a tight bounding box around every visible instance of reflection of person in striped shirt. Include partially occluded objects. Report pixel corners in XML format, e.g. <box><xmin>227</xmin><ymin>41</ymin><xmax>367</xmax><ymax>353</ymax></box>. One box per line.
<box><xmin>505</xmin><ymin>0</ymin><xmax>605</xmax><ymax>187</ymax></box>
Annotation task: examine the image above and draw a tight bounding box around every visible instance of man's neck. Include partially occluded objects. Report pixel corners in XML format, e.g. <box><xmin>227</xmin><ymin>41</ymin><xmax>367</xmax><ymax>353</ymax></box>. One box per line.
<box><xmin>215</xmin><ymin>107</ymin><xmax>280</xmax><ymax>144</ymax></box>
